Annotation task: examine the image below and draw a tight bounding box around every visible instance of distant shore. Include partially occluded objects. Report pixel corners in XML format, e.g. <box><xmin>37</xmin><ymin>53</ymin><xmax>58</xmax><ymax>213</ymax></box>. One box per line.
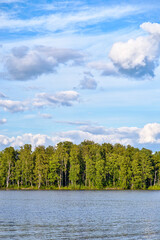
<box><xmin>1</xmin><ymin>186</ymin><xmax>160</xmax><ymax>190</ymax></box>
<box><xmin>1</xmin><ymin>142</ymin><xmax>160</xmax><ymax>191</ymax></box>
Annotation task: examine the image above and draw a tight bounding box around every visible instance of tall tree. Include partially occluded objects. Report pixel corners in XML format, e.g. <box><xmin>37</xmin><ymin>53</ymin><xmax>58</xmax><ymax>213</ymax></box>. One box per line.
<box><xmin>140</xmin><ymin>148</ymin><xmax>153</xmax><ymax>188</ymax></box>
<box><xmin>48</xmin><ymin>151</ymin><xmax>61</xmax><ymax>188</ymax></box>
<box><xmin>69</xmin><ymin>144</ymin><xmax>80</xmax><ymax>186</ymax></box>
<box><xmin>132</xmin><ymin>151</ymin><xmax>143</xmax><ymax>189</ymax></box>
<box><xmin>33</xmin><ymin>146</ymin><xmax>48</xmax><ymax>189</ymax></box>
<box><xmin>83</xmin><ymin>143</ymin><xmax>99</xmax><ymax>188</ymax></box>
<box><xmin>54</xmin><ymin>142</ymin><xmax>72</xmax><ymax>187</ymax></box>
<box><xmin>105</xmin><ymin>153</ymin><xmax>120</xmax><ymax>187</ymax></box>
<box><xmin>0</xmin><ymin>147</ymin><xmax>17</xmax><ymax>188</ymax></box>
<box><xmin>119</xmin><ymin>156</ymin><xmax>132</xmax><ymax>189</ymax></box>
<box><xmin>153</xmin><ymin>151</ymin><xmax>160</xmax><ymax>185</ymax></box>
<box><xmin>17</xmin><ymin>144</ymin><xmax>33</xmax><ymax>187</ymax></box>
<box><xmin>95</xmin><ymin>149</ymin><xmax>105</xmax><ymax>189</ymax></box>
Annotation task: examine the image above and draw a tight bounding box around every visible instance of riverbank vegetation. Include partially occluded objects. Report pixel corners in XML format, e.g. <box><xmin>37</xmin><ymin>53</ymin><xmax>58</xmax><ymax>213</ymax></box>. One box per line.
<box><xmin>0</xmin><ymin>141</ymin><xmax>160</xmax><ymax>190</ymax></box>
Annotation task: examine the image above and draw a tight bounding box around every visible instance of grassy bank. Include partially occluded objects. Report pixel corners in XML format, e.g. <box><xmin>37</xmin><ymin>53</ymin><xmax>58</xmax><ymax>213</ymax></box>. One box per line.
<box><xmin>0</xmin><ymin>185</ymin><xmax>152</xmax><ymax>190</ymax></box>
<box><xmin>148</xmin><ymin>185</ymin><xmax>160</xmax><ymax>190</ymax></box>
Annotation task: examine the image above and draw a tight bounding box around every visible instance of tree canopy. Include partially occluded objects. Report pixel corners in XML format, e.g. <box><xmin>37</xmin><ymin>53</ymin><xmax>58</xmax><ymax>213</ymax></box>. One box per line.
<box><xmin>0</xmin><ymin>142</ymin><xmax>159</xmax><ymax>190</ymax></box>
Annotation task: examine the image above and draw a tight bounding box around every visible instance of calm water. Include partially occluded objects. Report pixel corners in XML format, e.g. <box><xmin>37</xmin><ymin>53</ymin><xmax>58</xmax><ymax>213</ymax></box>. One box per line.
<box><xmin>0</xmin><ymin>190</ymin><xmax>160</xmax><ymax>240</ymax></box>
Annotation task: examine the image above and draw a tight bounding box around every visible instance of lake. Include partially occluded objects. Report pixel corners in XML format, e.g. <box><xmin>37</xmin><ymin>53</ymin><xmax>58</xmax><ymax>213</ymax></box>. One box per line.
<box><xmin>0</xmin><ymin>190</ymin><xmax>160</xmax><ymax>239</ymax></box>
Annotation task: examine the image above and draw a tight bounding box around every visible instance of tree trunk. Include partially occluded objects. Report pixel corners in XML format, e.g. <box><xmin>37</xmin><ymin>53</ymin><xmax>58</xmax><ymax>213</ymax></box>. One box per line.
<box><xmin>6</xmin><ymin>163</ymin><xmax>11</xmax><ymax>188</ymax></box>
<box><xmin>6</xmin><ymin>176</ymin><xmax>9</xmax><ymax>188</ymax></box>
<box><xmin>65</xmin><ymin>164</ymin><xmax>67</xmax><ymax>186</ymax></box>
<box><xmin>154</xmin><ymin>170</ymin><xmax>157</xmax><ymax>185</ymax></box>
<box><xmin>58</xmin><ymin>177</ymin><xmax>61</xmax><ymax>189</ymax></box>
<box><xmin>38</xmin><ymin>174</ymin><xmax>41</xmax><ymax>189</ymax></box>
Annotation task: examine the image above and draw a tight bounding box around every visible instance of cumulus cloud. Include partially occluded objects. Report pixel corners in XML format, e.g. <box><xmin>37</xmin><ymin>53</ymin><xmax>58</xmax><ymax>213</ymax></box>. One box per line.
<box><xmin>141</xmin><ymin>22</ymin><xmax>160</xmax><ymax>35</ymax></box>
<box><xmin>78</xmin><ymin>125</ymin><xmax>140</xmax><ymax>144</ymax></box>
<box><xmin>80</xmin><ymin>76</ymin><xmax>97</xmax><ymax>89</ymax></box>
<box><xmin>108</xmin><ymin>22</ymin><xmax>160</xmax><ymax>78</ymax></box>
<box><xmin>0</xmin><ymin>90</ymin><xmax>80</xmax><ymax>113</ymax></box>
<box><xmin>139</xmin><ymin>123</ymin><xmax>160</xmax><ymax>144</ymax></box>
<box><xmin>0</xmin><ymin>99</ymin><xmax>28</xmax><ymax>112</ymax></box>
<box><xmin>4</xmin><ymin>46</ymin><xmax>84</xmax><ymax>80</ymax></box>
<box><xmin>0</xmin><ymin>118</ymin><xmax>7</xmax><ymax>124</ymax></box>
<box><xmin>0</xmin><ymin>133</ymin><xmax>71</xmax><ymax>150</ymax></box>
<box><xmin>0</xmin><ymin>130</ymin><xmax>136</xmax><ymax>150</ymax></box>
<box><xmin>0</xmin><ymin>135</ymin><xmax>15</xmax><ymax>147</ymax></box>
<box><xmin>33</xmin><ymin>90</ymin><xmax>79</xmax><ymax>108</ymax></box>
<box><xmin>1</xmin><ymin>123</ymin><xmax>160</xmax><ymax>150</ymax></box>
<box><xmin>59</xmin><ymin>129</ymin><xmax>137</xmax><ymax>146</ymax></box>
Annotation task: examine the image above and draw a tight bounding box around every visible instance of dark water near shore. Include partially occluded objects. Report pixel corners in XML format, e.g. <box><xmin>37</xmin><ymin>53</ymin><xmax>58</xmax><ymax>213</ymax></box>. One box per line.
<box><xmin>0</xmin><ymin>190</ymin><xmax>160</xmax><ymax>239</ymax></box>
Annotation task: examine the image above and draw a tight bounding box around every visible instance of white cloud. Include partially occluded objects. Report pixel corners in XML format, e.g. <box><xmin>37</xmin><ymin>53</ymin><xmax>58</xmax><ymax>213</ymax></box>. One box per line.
<box><xmin>60</xmin><ymin>125</ymin><xmax>155</xmax><ymax>146</ymax></box>
<box><xmin>33</xmin><ymin>90</ymin><xmax>79</xmax><ymax>108</ymax></box>
<box><xmin>0</xmin><ymin>90</ymin><xmax>80</xmax><ymax>113</ymax></box>
<box><xmin>78</xmin><ymin>125</ymin><xmax>140</xmax><ymax>143</ymax></box>
<box><xmin>0</xmin><ymin>4</ymin><xmax>144</xmax><ymax>33</ymax></box>
<box><xmin>4</xmin><ymin>46</ymin><xmax>84</xmax><ymax>80</ymax></box>
<box><xmin>0</xmin><ymin>99</ymin><xmax>28</xmax><ymax>112</ymax></box>
<box><xmin>1</xmin><ymin>123</ymin><xmax>160</xmax><ymax>150</ymax></box>
<box><xmin>0</xmin><ymin>130</ymin><xmax>135</xmax><ymax>150</ymax></box>
<box><xmin>0</xmin><ymin>133</ymin><xmax>71</xmax><ymax>150</ymax></box>
<box><xmin>11</xmin><ymin>134</ymin><xmax>54</xmax><ymax>148</ymax></box>
<box><xmin>108</xmin><ymin>22</ymin><xmax>160</xmax><ymax>78</ymax></box>
<box><xmin>88</xmin><ymin>61</ymin><xmax>118</xmax><ymax>76</ymax></box>
<box><xmin>57</xmin><ymin>129</ymin><xmax>136</xmax><ymax>146</ymax></box>
<box><xmin>139</xmin><ymin>123</ymin><xmax>160</xmax><ymax>144</ymax></box>
<box><xmin>0</xmin><ymin>135</ymin><xmax>15</xmax><ymax>146</ymax></box>
<box><xmin>0</xmin><ymin>118</ymin><xmax>7</xmax><ymax>124</ymax></box>
<box><xmin>80</xmin><ymin>76</ymin><xmax>97</xmax><ymax>90</ymax></box>
<box><xmin>141</xmin><ymin>22</ymin><xmax>160</xmax><ymax>35</ymax></box>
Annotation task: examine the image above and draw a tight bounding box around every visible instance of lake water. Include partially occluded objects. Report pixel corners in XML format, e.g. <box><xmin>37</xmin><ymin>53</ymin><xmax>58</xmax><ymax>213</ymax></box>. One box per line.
<box><xmin>0</xmin><ymin>190</ymin><xmax>160</xmax><ymax>240</ymax></box>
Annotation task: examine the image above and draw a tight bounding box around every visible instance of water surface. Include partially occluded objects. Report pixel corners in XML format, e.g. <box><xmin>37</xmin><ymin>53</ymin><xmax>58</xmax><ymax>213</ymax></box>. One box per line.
<box><xmin>0</xmin><ymin>190</ymin><xmax>160</xmax><ymax>239</ymax></box>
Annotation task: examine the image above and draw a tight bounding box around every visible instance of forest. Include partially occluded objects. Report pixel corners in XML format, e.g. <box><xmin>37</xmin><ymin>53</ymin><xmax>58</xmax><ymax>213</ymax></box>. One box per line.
<box><xmin>0</xmin><ymin>140</ymin><xmax>160</xmax><ymax>190</ymax></box>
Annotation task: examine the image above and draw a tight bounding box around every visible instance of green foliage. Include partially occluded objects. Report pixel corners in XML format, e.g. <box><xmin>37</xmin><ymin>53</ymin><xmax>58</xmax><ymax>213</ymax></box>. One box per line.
<box><xmin>95</xmin><ymin>151</ymin><xmax>105</xmax><ymax>189</ymax></box>
<box><xmin>69</xmin><ymin>145</ymin><xmax>80</xmax><ymax>186</ymax></box>
<box><xmin>119</xmin><ymin>156</ymin><xmax>132</xmax><ymax>189</ymax></box>
<box><xmin>0</xmin><ymin>147</ymin><xmax>17</xmax><ymax>188</ymax></box>
<box><xmin>0</xmin><ymin>141</ymin><xmax>159</xmax><ymax>190</ymax></box>
<box><xmin>33</xmin><ymin>146</ymin><xmax>48</xmax><ymax>189</ymax></box>
<box><xmin>83</xmin><ymin>144</ymin><xmax>100</xmax><ymax>187</ymax></box>
<box><xmin>16</xmin><ymin>144</ymin><xmax>33</xmax><ymax>187</ymax></box>
<box><xmin>48</xmin><ymin>152</ymin><xmax>60</xmax><ymax>187</ymax></box>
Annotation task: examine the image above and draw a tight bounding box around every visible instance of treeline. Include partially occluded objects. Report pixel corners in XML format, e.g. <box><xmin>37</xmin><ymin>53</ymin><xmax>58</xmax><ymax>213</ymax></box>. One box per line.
<box><xmin>0</xmin><ymin>141</ymin><xmax>160</xmax><ymax>190</ymax></box>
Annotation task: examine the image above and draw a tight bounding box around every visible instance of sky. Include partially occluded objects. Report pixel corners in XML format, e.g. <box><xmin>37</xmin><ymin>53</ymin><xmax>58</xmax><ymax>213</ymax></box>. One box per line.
<box><xmin>1</xmin><ymin>0</ymin><xmax>160</xmax><ymax>151</ymax></box>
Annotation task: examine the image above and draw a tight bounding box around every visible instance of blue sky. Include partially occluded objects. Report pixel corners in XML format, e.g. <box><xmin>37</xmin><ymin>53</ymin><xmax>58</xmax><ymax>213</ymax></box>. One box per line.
<box><xmin>1</xmin><ymin>0</ymin><xmax>160</xmax><ymax>151</ymax></box>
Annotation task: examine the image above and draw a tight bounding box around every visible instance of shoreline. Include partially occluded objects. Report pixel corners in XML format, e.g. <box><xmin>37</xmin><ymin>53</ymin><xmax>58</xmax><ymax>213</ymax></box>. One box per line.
<box><xmin>1</xmin><ymin>186</ymin><xmax>160</xmax><ymax>191</ymax></box>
